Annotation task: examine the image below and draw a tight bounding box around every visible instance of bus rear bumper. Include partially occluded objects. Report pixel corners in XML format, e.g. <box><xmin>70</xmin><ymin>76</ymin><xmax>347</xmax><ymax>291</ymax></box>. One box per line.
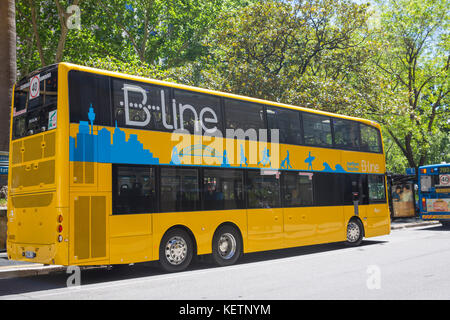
<box><xmin>7</xmin><ymin>242</ymin><xmax>58</xmax><ymax>265</ymax></box>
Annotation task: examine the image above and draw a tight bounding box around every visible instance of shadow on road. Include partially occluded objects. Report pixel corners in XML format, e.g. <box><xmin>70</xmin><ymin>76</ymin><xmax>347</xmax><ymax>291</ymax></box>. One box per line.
<box><xmin>0</xmin><ymin>239</ymin><xmax>386</xmax><ymax>297</ymax></box>
<box><xmin>236</xmin><ymin>240</ymin><xmax>386</xmax><ymax>265</ymax></box>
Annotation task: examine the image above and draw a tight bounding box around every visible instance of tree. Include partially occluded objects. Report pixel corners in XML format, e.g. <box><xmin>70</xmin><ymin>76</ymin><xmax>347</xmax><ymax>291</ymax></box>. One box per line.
<box><xmin>15</xmin><ymin>0</ymin><xmax>83</xmax><ymax>77</ymax></box>
<box><xmin>15</xmin><ymin>0</ymin><xmax>252</xmax><ymax>77</ymax></box>
<box><xmin>0</xmin><ymin>0</ymin><xmax>16</xmax><ymax>152</ymax></box>
<box><xmin>368</xmin><ymin>0</ymin><xmax>450</xmax><ymax>170</ymax></box>
<box><xmin>12</xmin><ymin>0</ymin><xmax>448</xmax><ymax>173</ymax></box>
<box><xmin>202</xmin><ymin>0</ymin><xmax>372</xmax><ymax>114</ymax></box>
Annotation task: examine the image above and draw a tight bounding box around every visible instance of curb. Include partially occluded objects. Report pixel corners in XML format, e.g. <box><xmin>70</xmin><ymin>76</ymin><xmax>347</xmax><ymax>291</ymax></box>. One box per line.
<box><xmin>391</xmin><ymin>220</ymin><xmax>440</xmax><ymax>230</ymax></box>
<box><xmin>0</xmin><ymin>265</ymin><xmax>66</xmax><ymax>280</ymax></box>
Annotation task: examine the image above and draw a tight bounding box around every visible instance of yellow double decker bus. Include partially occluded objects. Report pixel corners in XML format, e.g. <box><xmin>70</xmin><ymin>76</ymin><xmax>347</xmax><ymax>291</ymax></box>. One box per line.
<box><xmin>7</xmin><ymin>63</ymin><xmax>390</xmax><ymax>272</ymax></box>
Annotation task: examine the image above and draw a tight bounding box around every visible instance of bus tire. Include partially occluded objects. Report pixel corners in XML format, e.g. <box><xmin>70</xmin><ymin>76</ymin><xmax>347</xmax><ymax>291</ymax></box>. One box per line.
<box><xmin>159</xmin><ymin>228</ymin><xmax>194</xmax><ymax>273</ymax></box>
<box><xmin>212</xmin><ymin>225</ymin><xmax>242</xmax><ymax>267</ymax></box>
<box><xmin>345</xmin><ymin>218</ymin><xmax>364</xmax><ymax>246</ymax></box>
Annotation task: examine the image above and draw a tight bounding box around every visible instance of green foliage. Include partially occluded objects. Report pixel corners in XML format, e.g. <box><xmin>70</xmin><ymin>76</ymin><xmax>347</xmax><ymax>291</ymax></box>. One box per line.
<box><xmin>203</xmin><ymin>0</ymin><xmax>372</xmax><ymax>112</ymax></box>
<box><xmin>367</xmin><ymin>0</ymin><xmax>450</xmax><ymax>170</ymax></box>
<box><xmin>13</xmin><ymin>0</ymin><xmax>449</xmax><ymax>173</ymax></box>
<box><xmin>83</xmin><ymin>56</ymin><xmax>173</xmax><ymax>81</ymax></box>
<box><xmin>15</xmin><ymin>0</ymin><xmax>257</xmax><ymax>78</ymax></box>
<box><xmin>200</xmin><ymin>0</ymin><xmax>449</xmax><ymax>172</ymax></box>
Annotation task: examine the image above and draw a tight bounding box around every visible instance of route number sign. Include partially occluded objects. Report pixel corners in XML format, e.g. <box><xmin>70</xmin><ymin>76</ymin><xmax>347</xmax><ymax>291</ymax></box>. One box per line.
<box><xmin>440</xmin><ymin>174</ymin><xmax>450</xmax><ymax>186</ymax></box>
<box><xmin>29</xmin><ymin>75</ymin><xmax>40</xmax><ymax>100</ymax></box>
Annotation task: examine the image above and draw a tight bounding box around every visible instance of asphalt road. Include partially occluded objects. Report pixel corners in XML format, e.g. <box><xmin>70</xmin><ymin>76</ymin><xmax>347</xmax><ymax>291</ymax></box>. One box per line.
<box><xmin>1</xmin><ymin>224</ymin><xmax>450</xmax><ymax>300</ymax></box>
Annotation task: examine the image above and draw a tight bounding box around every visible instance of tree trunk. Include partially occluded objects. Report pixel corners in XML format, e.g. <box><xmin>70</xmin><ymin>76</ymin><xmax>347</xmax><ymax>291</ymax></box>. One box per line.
<box><xmin>0</xmin><ymin>0</ymin><xmax>17</xmax><ymax>152</ymax></box>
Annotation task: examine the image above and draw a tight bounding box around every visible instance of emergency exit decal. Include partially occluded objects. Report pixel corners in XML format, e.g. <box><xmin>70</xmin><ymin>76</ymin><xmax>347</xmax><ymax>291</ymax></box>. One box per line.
<box><xmin>48</xmin><ymin>110</ymin><xmax>57</xmax><ymax>130</ymax></box>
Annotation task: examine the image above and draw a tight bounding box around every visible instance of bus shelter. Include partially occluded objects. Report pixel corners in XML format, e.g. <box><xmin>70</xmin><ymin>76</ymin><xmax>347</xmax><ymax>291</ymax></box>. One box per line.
<box><xmin>387</xmin><ymin>173</ymin><xmax>418</xmax><ymax>218</ymax></box>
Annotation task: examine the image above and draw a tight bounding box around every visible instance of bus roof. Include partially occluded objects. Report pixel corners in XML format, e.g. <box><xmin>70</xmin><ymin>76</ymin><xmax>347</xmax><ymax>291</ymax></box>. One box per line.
<box><xmin>58</xmin><ymin>62</ymin><xmax>381</xmax><ymax>129</ymax></box>
<box><xmin>420</xmin><ymin>163</ymin><xmax>450</xmax><ymax>169</ymax></box>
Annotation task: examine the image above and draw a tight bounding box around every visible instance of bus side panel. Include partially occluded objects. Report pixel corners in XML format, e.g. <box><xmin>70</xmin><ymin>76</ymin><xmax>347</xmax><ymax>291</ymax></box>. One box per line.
<box><xmin>109</xmin><ymin>214</ymin><xmax>152</xmax><ymax>264</ymax></box>
<box><xmin>283</xmin><ymin>206</ymin><xmax>347</xmax><ymax>248</ymax></box>
<box><xmin>310</xmin><ymin>206</ymin><xmax>345</xmax><ymax>244</ymax></box>
<box><xmin>247</xmin><ymin>208</ymin><xmax>284</xmax><ymax>252</ymax></box>
<box><xmin>364</xmin><ymin>203</ymin><xmax>390</xmax><ymax>238</ymax></box>
<box><xmin>283</xmin><ymin>207</ymin><xmax>316</xmax><ymax>247</ymax></box>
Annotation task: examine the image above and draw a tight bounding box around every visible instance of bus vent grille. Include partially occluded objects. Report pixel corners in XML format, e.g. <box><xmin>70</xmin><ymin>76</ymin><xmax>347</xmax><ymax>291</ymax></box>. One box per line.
<box><xmin>10</xmin><ymin>132</ymin><xmax>56</xmax><ymax>190</ymax></box>
<box><xmin>12</xmin><ymin>141</ymin><xmax>22</xmax><ymax>164</ymax></box>
<box><xmin>74</xmin><ymin>196</ymin><xmax>106</xmax><ymax>260</ymax></box>
<box><xmin>23</xmin><ymin>135</ymin><xmax>43</xmax><ymax>162</ymax></box>
<box><xmin>43</xmin><ymin>132</ymin><xmax>56</xmax><ymax>158</ymax></box>
<box><xmin>12</xmin><ymin>193</ymin><xmax>53</xmax><ymax>208</ymax></box>
<box><xmin>11</xmin><ymin>131</ymin><xmax>56</xmax><ymax>164</ymax></box>
<box><xmin>73</xmin><ymin>162</ymin><xmax>95</xmax><ymax>184</ymax></box>
<box><xmin>11</xmin><ymin>160</ymin><xmax>55</xmax><ymax>188</ymax></box>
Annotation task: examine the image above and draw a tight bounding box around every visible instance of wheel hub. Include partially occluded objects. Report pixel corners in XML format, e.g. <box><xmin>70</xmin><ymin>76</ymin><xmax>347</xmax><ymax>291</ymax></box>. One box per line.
<box><xmin>218</xmin><ymin>233</ymin><xmax>237</xmax><ymax>260</ymax></box>
<box><xmin>165</xmin><ymin>236</ymin><xmax>187</xmax><ymax>265</ymax></box>
<box><xmin>347</xmin><ymin>222</ymin><xmax>360</xmax><ymax>242</ymax></box>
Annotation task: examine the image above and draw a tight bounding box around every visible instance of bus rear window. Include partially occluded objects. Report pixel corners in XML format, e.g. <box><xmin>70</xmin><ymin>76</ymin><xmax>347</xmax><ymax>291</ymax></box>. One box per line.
<box><xmin>420</xmin><ymin>175</ymin><xmax>440</xmax><ymax>192</ymax></box>
<box><xmin>12</xmin><ymin>67</ymin><xmax>58</xmax><ymax>139</ymax></box>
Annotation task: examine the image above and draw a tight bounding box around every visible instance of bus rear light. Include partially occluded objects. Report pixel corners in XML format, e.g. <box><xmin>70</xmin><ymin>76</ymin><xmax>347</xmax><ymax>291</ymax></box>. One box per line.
<box><xmin>421</xmin><ymin>168</ymin><xmax>426</xmax><ymax>174</ymax></box>
<box><xmin>58</xmin><ymin>215</ymin><xmax>63</xmax><ymax>223</ymax></box>
<box><xmin>422</xmin><ymin>198</ymin><xmax>426</xmax><ymax>210</ymax></box>
<box><xmin>57</xmin><ymin>235</ymin><xmax>63</xmax><ymax>242</ymax></box>
<box><xmin>57</xmin><ymin>225</ymin><xmax>63</xmax><ymax>233</ymax></box>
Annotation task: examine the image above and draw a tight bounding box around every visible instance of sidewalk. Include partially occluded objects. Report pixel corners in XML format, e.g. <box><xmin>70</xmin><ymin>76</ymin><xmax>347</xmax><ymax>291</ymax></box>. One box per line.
<box><xmin>390</xmin><ymin>217</ymin><xmax>440</xmax><ymax>230</ymax></box>
<box><xmin>0</xmin><ymin>218</ymin><xmax>443</xmax><ymax>279</ymax></box>
<box><xmin>0</xmin><ymin>252</ymin><xmax>65</xmax><ymax>279</ymax></box>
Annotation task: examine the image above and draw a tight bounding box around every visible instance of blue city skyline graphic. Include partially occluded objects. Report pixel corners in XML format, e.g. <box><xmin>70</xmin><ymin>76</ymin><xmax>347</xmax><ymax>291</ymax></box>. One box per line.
<box><xmin>69</xmin><ymin>107</ymin><xmax>159</xmax><ymax>165</ymax></box>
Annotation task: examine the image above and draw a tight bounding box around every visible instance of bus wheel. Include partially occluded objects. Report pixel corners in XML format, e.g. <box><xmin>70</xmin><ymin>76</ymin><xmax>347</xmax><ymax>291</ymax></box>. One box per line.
<box><xmin>212</xmin><ymin>225</ymin><xmax>242</xmax><ymax>267</ymax></box>
<box><xmin>345</xmin><ymin>219</ymin><xmax>364</xmax><ymax>246</ymax></box>
<box><xmin>159</xmin><ymin>228</ymin><xmax>194</xmax><ymax>272</ymax></box>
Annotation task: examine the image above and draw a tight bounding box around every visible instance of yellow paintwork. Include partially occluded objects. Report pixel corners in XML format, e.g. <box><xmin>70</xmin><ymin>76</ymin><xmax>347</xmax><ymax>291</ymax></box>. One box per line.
<box><xmin>7</xmin><ymin>62</ymin><xmax>390</xmax><ymax>266</ymax></box>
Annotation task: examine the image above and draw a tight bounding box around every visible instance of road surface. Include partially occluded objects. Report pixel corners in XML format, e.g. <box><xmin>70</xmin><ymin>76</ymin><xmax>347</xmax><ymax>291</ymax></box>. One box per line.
<box><xmin>1</xmin><ymin>224</ymin><xmax>449</xmax><ymax>300</ymax></box>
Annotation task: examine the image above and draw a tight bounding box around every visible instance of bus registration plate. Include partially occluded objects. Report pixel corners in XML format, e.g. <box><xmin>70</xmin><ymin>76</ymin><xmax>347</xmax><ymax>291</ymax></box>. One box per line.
<box><xmin>25</xmin><ymin>251</ymin><xmax>36</xmax><ymax>259</ymax></box>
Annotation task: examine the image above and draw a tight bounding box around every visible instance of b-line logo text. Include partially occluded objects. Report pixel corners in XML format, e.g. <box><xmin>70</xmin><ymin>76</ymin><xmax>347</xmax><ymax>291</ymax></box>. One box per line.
<box><xmin>178</xmin><ymin>304</ymin><xmax>271</xmax><ymax>317</ymax></box>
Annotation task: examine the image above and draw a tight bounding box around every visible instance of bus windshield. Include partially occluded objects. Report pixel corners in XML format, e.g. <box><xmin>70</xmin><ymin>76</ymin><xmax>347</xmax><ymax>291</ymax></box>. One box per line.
<box><xmin>12</xmin><ymin>65</ymin><xmax>58</xmax><ymax>139</ymax></box>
